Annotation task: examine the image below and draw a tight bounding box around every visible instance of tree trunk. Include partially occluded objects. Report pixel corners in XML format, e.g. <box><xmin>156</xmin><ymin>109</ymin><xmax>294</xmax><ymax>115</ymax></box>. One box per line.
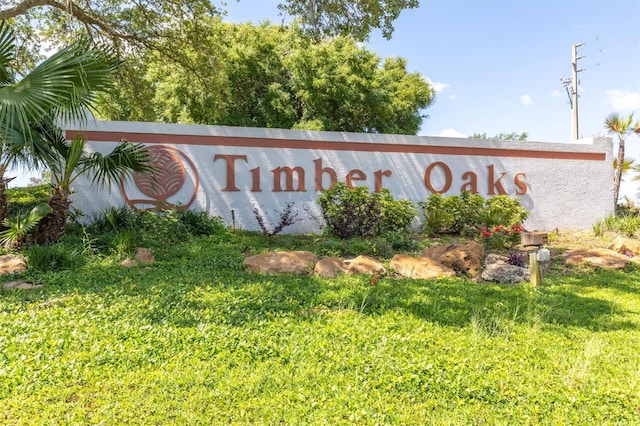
<box><xmin>34</xmin><ymin>185</ymin><xmax>71</xmax><ymax>244</ymax></box>
<box><xmin>0</xmin><ymin>165</ymin><xmax>8</xmax><ymax>225</ymax></box>
<box><xmin>614</xmin><ymin>138</ymin><xmax>625</xmax><ymax>208</ymax></box>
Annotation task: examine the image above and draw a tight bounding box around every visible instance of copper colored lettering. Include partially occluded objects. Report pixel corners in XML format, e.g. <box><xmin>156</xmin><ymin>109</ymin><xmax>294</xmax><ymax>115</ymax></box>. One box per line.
<box><xmin>214</xmin><ymin>154</ymin><xmax>247</xmax><ymax>191</ymax></box>
<box><xmin>374</xmin><ymin>170</ymin><xmax>392</xmax><ymax>192</ymax></box>
<box><xmin>424</xmin><ymin>162</ymin><xmax>452</xmax><ymax>194</ymax></box>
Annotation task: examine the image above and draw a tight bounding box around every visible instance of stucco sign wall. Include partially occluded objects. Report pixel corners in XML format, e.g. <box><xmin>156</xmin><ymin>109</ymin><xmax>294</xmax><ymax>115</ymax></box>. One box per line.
<box><xmin>67</xmin><ymin>120</ymin><xmax>613</xmax><ymax>232</ymax></box>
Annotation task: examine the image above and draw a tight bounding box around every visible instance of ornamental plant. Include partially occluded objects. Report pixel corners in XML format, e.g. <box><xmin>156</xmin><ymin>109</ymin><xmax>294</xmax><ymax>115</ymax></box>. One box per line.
<box><xmin>317</xmin><ymin>182</ymin><xmax>417</xmax><ymax>239</ymax></box>
<box><xmin>480</xmin><ymin>224</ymin><xmax>524</xmax><ymax>250</ymax></box>
<box><xmin>420</xmin><ymin>193</ymin><xmax>529</xmax><ymax>236</ymax></box>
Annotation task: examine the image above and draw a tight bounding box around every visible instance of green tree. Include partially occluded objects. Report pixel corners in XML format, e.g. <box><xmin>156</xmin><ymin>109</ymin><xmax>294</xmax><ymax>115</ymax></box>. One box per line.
<box><xmin>605</xmin><ymin>112</ymin><xmax>640</xmax><ymax>205</ymax></box>
<box><xmin>279</xmin><ymin>0</ymin><xmax>419</xmax><ymax>41</ymax></box>
<box><xmin>99</xmin><ymin>21</ymin><xmax>435</xmax><ymax>135</ymax></box>
<box><xmin>0</xmin><ymin>20</ymin><xmax>114</xmax><ymax>223</ymax></box>
<box><xmin>0</xmin><ymin>0</ymin><xmax>415</xmax><ymax>68</ymax></box>
<box><xmin>2</xmin><ymin>1</ymin><xmax>419</xmax><ymax>129</ymax></box>
<box><xmin>32</xmin><ymin>125</ymin><xmax>151</xmax><ymax>244</ymax></box>
<box><xmin>470</xmin><ymin>132</ymin><xmax>528</xmax><ymax>141</ymax></box>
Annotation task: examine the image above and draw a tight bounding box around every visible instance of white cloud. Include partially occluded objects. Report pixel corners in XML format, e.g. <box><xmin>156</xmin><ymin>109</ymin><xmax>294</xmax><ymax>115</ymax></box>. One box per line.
<box><xmin>605</xmin><ymin>90</ymin><xmax>640</xmax><ymax>112</ymax></box>
<box><xmin>425</xmin><ymin>77</ymin><xmax>450</xmax><ymax>93</ymax></box>
<box><xmin>435</xmin><ymin>128</ymin><xmax>467</xmax><ymax>138</ymax></box>
<box><xmin>551</xmin><ymin>90</ymin><xmax>562</xmax><ymax>98</ymax></box>
<box><xmin>519</xmin><ymin>95</ymin><xmax>532</xmax><ymax>106</ymax></box>
<box><xmin>448</xmin><ymin>94</ymin><xmax>457</xmax><ymax>101</ymax></box>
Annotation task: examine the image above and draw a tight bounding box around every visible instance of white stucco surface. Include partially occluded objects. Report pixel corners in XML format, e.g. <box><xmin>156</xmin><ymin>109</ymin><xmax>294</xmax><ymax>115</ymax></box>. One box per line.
<box><xmin>67</xmin><ymin>120</ymin><xmax>613</xmax><ymax>233</ymax></box>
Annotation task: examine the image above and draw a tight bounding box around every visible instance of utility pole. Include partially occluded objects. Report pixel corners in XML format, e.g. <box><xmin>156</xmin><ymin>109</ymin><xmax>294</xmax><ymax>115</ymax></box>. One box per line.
<box><xmin>571</xmin><ymin>43</ymin><xmax>584</xmax><ymax>141</ymax></box>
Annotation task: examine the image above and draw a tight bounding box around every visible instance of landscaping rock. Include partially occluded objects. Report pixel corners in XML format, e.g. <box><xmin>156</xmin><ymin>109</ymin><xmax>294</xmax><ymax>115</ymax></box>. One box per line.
<box><xmin>0</xmin><ymin>254</ymin><xmax>27</xmax><ymax>275</ymax></box>
<box><xmin>343</xmin><ymin>255</ymin><xmax>386</xmax><ymax>275</ymax></box>
<box><xmin>481</xmin><ymin>263</ymin><xmax>530</xmax><ymax>284</ymax></box>
<box><xmin>422</xmin><ymin>241</ymin><xmax>485</xmax><ymax>277</ymax></box>
<box><xmin>243</xmin><ymin>251</ymin><xmax>318</xmax><ymax>275</ymax></box>
<box><xmin>314</xmin><ymin>257</ymin><xmax>349</xmax><ymax>278</ymax></box>
<box><xmin>563</xmin><ymin>248</ymin><xmax>630</xmax><ymax>270</ymax></box>
<box><xmin>3</xmin><ymin>281</ymin><xmax>43</xmax><ymax>290</ymax></box>
<box><xmin>135</xmin><ymin>247</ymin><xmax>155</xmax><ymax>264</ymax></box>
<box><xmin>607</xmin><ymin>236</ymin><xmax>640</xmax><ymax>256</ymax></box>
<box><xmin>390</xmin><ymin>254</ymin><xmax>456</xmax><ymax>279</ymax></box>
<box><xmin>122</xmin><ymin>247</ymin><xmax>156</xmax><ymax>267</ymax></box>
<box><xmin>481</xmin><ymin>254</ymin><xmax>530</xmax><ymax>284</ymax></box>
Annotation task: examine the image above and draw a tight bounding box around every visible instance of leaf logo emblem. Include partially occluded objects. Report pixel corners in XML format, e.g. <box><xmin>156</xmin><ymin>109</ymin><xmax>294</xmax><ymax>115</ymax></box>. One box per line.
<box><xmin>134</xmin><ymin>147</ymin><xmax>186</xmax><ymax>201</ymax></box>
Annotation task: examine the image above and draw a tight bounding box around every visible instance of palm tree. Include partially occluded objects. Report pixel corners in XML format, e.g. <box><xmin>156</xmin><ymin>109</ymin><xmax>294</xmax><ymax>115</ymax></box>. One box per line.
<box><xmin>605</xmin><ymin>112</ymin><xmax>640</xmax><ymax>205</ymax></box>
<box><xmin>613</xmin><ymin>157</ymin><xmax>635</xmax><ymax>182</ymax></box>
<box><xmin>0</xmin><ymin>20</ymin><xmax>115</xmax><ymax>223</ymax></box>
<box><xmin>32</xmin><ymin>124</ymin><xmax>152</xmax><ymax>244</ymax></box>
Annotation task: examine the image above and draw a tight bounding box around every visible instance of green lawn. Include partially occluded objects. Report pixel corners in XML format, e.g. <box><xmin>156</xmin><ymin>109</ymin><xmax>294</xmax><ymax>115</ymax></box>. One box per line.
<box><xmin>1</xmin><ymin>231</ymin><xmax>639</xmax><ymax>425</ymax></box>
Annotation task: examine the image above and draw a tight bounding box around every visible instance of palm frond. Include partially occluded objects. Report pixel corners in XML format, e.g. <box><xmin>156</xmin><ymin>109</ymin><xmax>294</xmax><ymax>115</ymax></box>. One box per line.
<box><xmin>0</xmin><ymin>21</ymin><xmax>15</xmax><ymax>85</ymax></box>
<box><xmin>0</xmin><ymin>38</ymin><xmax>116</xmax><ymax>145</ymax></box>
<box><xmin>604</xmin><ymin>112</ymin><xmax>634</xmax><ymax>135</ymax></box>
<box><xmin>0</xmin><ymin>203</ymin><xmax>52</xmax><ymax>249</ymax></box>
<box><xmin>87</xmin><ymin>141</ymin><xmax>154</xmax><ymax>189</ymax></box>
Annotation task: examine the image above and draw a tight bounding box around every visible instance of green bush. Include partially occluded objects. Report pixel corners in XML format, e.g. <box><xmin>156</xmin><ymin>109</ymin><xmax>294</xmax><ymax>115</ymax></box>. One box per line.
<box><xmin>419</xmin><ymin>191</ymin><xmax>485</xmax><ymax>235</ymax></box>
<box><xmin>24</xmin><ymin>243</ymin><xmax>84</xmax><ymax>272</ymax></box>
<box><xmin>6</xmin><ymin>184</ymin><xmax>50</xmax><ymax>217</ymax></box>
<box><xmin>317</xmin><ymin>183</ymin><xmax>417</xmax><ymax>239</ymax></box>
<box><xmin>88</xmin><ymin>205</ymin><xmax>136</xmax><ymax>234</ymax></box>
<box><xmin>482</xmin><ymin>195</ymin><xmax>529</xmax><ymax>227</ymax></box>
<box><xmin>421</xmin><ymin>193</ymin><xmax>529</xmax><ymax>238</ymax></box>
<box><xmin>85</xmin><ymin>206</ymin><xmax>228</xmax><ymax>256</ymax></box>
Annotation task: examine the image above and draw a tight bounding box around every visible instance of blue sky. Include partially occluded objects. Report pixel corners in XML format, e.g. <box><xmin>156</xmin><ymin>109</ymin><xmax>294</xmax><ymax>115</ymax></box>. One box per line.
<box><xmin>10</xmin><ymin>0</ymin><xmax>640</xmax><ymax>191</ymax></box>
<box><xmin>225</xmin><ymin>0</ymin><xmax>640</xmax><ymax>142</ymax></box>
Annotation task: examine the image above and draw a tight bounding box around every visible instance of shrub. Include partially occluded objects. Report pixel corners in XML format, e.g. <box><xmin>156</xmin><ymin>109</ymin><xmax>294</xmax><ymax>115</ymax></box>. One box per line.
<box><xmin>420</xmin><ymin>193</ymin><xmax>528</xmax><ymax>238</ymax></box>
<box><xmin>317</xmin><ymin>183</ymin><xmax>417</xmax><ymax>239</ymax></box>
<box><xmin>480</xmin><ymin>224</ymin><xmax>524</xmax><ymax>250</ymax></box>
<box><xmin>420</xmin><ymin>191</ymin><xmax>484</xmax><ymax>234</ymax></box>
<box><xmin>507</xmin><ymin>251</ymin><xmax>527</xmax><ymax>267</ymax></box>
<box><xmin>25</xmin><ymin>243</ymin><xmax>84</xmax><ymax>272</ymax></box>
<box><xmin>6</xmin><ymin>184</ymin><xmax>50</xmax><ymax>217</ymax></box>
<box><xmin>89</xmin><ymin>205</ymin><xmax>137</xmax><ymax>233</ymax></box>
<box><xmin>179</xmin><ymin>209</ymin><xmax>226</xmax><ymax>236</ymax></box>
<box><xmin>482</xmin><ymin>195</ymin><xmax>530</xmax><ymax>227</ymax></box>
<box><xmin>252</xmin><ymin>202</ymin><xmax>300</xmax><ymax>236</ymax></box>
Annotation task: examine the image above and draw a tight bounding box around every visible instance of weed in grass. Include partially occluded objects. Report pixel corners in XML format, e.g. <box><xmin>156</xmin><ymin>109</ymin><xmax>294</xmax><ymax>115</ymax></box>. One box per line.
<box><xmin>469</xmin><ymin>302</ymin><xmax>517</xmax><ymax>339</ymax></box>
<box><xmin>565</xmin><ymin>336</ymin><xmax>603</xmax><ymax>389</ymax></box>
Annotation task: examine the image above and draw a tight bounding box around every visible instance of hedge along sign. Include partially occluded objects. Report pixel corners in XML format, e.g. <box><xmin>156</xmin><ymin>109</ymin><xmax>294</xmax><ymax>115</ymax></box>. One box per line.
<box><xmin>67</xmin><ymin>120</ymin><xmax>613</xmax><ymax>232</ymax></box>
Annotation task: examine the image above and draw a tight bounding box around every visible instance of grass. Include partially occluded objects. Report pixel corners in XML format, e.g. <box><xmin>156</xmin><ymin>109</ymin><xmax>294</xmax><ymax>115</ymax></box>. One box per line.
<box><xmin>1</xmin><ymin>225</ymin><xmax>639</xmax><ymax>424</ymax></box>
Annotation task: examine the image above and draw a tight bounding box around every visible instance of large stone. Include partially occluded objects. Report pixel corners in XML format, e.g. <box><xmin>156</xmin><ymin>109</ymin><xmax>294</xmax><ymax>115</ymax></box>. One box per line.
<box><xmin>314</xmin><ymin>257</ymin><xmax>349</xmax><ymax>278</ymax></box>
<box><xmin>422</xmin><ymin>241</ymin><xmax>485</xmax><ymax>277</ymax></box>
<box><xmin>243</xmin><ymin>251</ymin><xmax>318</xmax><ymax>275</ymax></box>
<box><xmin>343</xmin><ymin>255</ymin><xmax>386</xmax><ymax>275</ymax></box>
<box><xmin>481</xmin><ymin>254</ymin><xmax>530</xmax><ymax>284</ymax></box>
<box><xmin>135</xmin><ymin>247</ymin><xmax>155</xmax><ymax>264</ymax></box>
<box><xmin>563</xmin><ymin>248</ymin><xmax>631</xmax><ymax>270</ymax></box>
<box><xmin>607</xmin><ymin>237</ymin><xmax>640</xmax><ymax>256</ymax></box>
<box><xmin>0</xmin><ymin>254</ymin><xmax>27</xmax><ymax>275</ymax></box>
<box><xmin>121</xmin><ymin>247</ymin><xmax>156</xmax><ymax>267</ymax></box>
<box><xmin>390</xmin><ymin>254</ymin><xmax>456</xmax><ymax>279</ymax></box>
<box><xmin>3</xmin><ymin>281</ymin><xmax>43</xmax><ymax>290</ymax></box>
<box><xmin>481</xmin><ymin>263</ymin><xmax>530</xmax><ymax>284</ymax></box>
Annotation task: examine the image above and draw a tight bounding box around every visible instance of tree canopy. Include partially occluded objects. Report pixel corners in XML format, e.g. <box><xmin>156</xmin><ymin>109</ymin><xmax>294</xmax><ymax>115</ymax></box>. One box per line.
<box><xmin>96</xmin><ymin>20</ymin><xmax>435</xmax><ymax>134</ymax></box>
<box><xmin>469</xmin><ymin>132</ymin><xmax>528</xmax><ymax>141</ymax></box>
<box><xmin>1</xmin><ymin>0</ymin><xmax>416</xmax><ymax>69</ymax></box>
